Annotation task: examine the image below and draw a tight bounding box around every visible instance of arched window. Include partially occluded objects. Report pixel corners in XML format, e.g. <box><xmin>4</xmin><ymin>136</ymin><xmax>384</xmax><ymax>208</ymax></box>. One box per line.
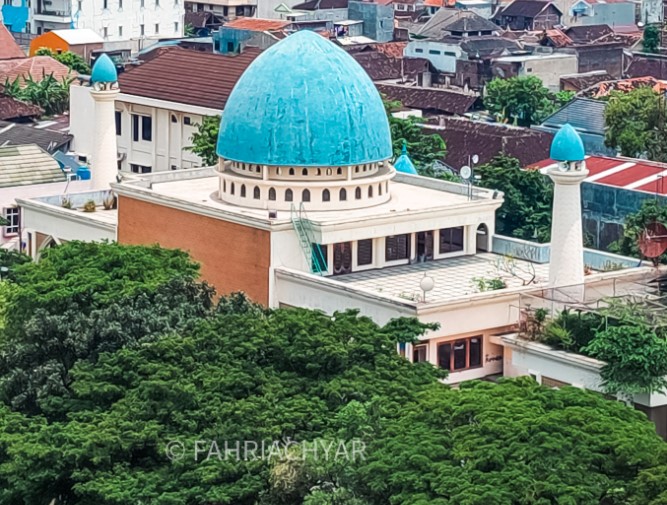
<box><xmin>326</xmin><ymin>168</ymin><xmax>332</xmax><ymax>176</ymax></box>
<box><xmin>368</xmin><ymin>186</ymin><xmax>373</xmax><ymax>198</ymax></box>
<box><xmin>231</xmin><ymin>182</ymin><xmax>235</xmax><ymax>195</ymax></box>
<box><xmin>355</xmin><ymin>187</ymin><xmax>361</xmax><ymax>200</ymax></box>
<box><xmin>378</xmin><ymin>183</ymin><xmax>382</xmax><ymax>196</ymax></box>
<box><xmin>336</xmin><ymin>167</ymin><xmax>342</xmax><ymax>175</ymax></box>
<box><xmin>289</xmin><ymin>168</ymin><xmax>295</xmax><ymax>176</ymax></box>
<box><xmin>256</xmin><ymin>166</ymin><xmax>260</xmax><ymax>173</ymax></box>
<box><xmin>277</xmin><ymin>167</ymin><xmax>282</xmax><ymax>176</ymax></box>
<box><xmin>303</xmin><ymin>189</ymin><xmax>311</xmax><ymax>202</ymax></box>
<box><xmin>317</xmin><ymin>168</ymin><xmax>322</xmax><ymax>175</ymax></box>
<box><xmin>253</xmin><ymin>186</ymin><xmax>260</xmax><ymax>199</ymax></box>
<box><xmin>302</xmin><ymin>168</ymin><xmax>308</xmax><ymax>176</ymax></box>
<box><xmin>355</xmin><ymin>166</ymin><xmax>359</xmax><ymax>173</ymax></box>
<box><xmin>323</xmin><ymin>189</ymin><xmax>330</xmax><ymax>202</ymax></box>
<box><xmin>240</xmin><ymin>184</ymin><xmax>246</xmax><ymax>197</ymax></box>
<box><xmin>340</xmin><ymin>188</ymin><xmax>347</xmax><ymax>201</ymax></box>
<box><xmin>269</xmin><ymin>187</ymin><xmax>276</xmax><ymax>201</ymax></box>
<box><xmin>285</xmin><ymin>188</ymin><xmax>293</xmax><ymax>202</ymax></box>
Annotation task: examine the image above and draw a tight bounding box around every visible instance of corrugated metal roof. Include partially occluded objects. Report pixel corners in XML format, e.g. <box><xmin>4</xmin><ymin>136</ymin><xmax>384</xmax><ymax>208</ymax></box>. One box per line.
<box><xmin>540</xmin><ymin>97</ymin><xmax>607</xmax><ymax>135</ymax></box>
<box><xmin>530</xmin><ymin>155</ymin><xmax>667</xmax><ymax>195</ymax></box>
<box><xmin>0</xmin><ymin>143</ymin><xmax>65</xmax><ymax>188</ymax></box>
<box><xmin>50</xmin><ymin>29</ymin><xmax>104</xmax><ymax>45</ymax></box>
<box><xmin>0</xmin><ymin>121</ymin><xmax>72</xmax><ymax>152</ymax></box>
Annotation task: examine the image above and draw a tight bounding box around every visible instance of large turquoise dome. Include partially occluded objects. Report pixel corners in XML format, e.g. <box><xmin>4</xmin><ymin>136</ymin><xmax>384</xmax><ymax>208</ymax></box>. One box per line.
<box><xmin>216</xmin><ymin>30</ymin><xmax>392</xmax><ymax>167</ymax></box>
<box><xmin>550</xmin><ymin>123</ymin><xmax>585</xmax><ymax>162</ymax></box>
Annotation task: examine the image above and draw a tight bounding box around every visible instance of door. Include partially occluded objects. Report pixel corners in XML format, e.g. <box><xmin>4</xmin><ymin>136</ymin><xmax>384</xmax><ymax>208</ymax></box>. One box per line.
<box><xmin>416</xmin><ymin>231</ymin><xmax>434</xmax><ymax>262</ymax></box>
<box><xmin>333</xmin><ymin>242</ymin><xmax>352</xmax><ymax>275</ymax></box>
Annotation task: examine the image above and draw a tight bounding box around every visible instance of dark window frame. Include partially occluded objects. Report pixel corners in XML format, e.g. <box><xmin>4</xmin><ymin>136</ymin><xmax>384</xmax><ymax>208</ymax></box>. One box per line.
<box><xmin>437</xmin><ymin>336</ymin><xmax>483</xmax><ymax>371</ymax></box>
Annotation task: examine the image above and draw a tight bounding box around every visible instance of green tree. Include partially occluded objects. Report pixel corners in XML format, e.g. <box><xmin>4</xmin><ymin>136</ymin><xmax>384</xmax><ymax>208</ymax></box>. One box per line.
<box><xmin>604</xmin><ymin>86</ymin><xmax>667</xmax><ymax>160</ymax></box>
<box><xmin>476</xmin><ymin>154</ymin><xmax>553</xmax><ymax>241</ymax></box>
<box><xmin>584</xmin><ymin>324</ymin><xmax>667</xmax><ymax>396</ymax></box>
<box><xmin>610</xmin><ymin>198</ymin><xmax>667</xmax><ymax>264</ymax></box>
<box><xmin>643</xmin><ymin>24</ymin><xmax>660</xmax><ymax>53</ymax></box>
<box><xmin>188</xmin><ymin>114</ymin><xmax>221</xmax><ymax>166</ymax></box>
<box><xmin>4</xmin><ymin>73</ymin><xmax>72</xmax><ymax>116</ymax></box>
<box><xmin>0</xmin><ymin>249</ymin><xmax>31</xmax><ymax>281</ymax></box>
<box><xmin>184</xmin><ymin>22</ymin><xmax>197</xmax><ymax>37</ymax></box>
<box><xmin>0</xmin><ymin>241</ymin><xmax>214</xmax><ymax>415</ymax></box>
<box><xmin>34</xmin><ymin>47</ymin><xmax>91</xmax><ymax>74</ymax></box>
<box><xmin>358</xmin><ymin>377</ymin><xmax>667</xmax><ymax>505</ymax></box>
<box><xmin>555</xmin><ymin>90</ymin><xmax>575</xmax><ymax>107</ymax></box>
<box><xmin>484</xmin><ymin>76</ymin><xmax>557</xmax><ymax>127</ymax></box>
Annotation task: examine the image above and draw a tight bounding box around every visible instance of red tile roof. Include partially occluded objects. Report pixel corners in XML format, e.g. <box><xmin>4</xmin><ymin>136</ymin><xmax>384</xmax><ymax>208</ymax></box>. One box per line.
<box><xmin>0</xmin><ymin>25</ymin><xmax>24</xmax><ymax>60</ymax></box>
<box><xmin>223</xmin><ymin>18</ymin><xmax>292</xmax><ymax>31</ymax></box>
<box><xmin>0</xmin><ymin>56</ymin><xmax>74</xmax><ymax>86</ymax></box>
<box><xmin>378</xmin><ymin>84</ymin><xmax>478</xmax><ymax>115</ymax></box>
<box><xmin>530</xmin><ymin>156</ymin><xmax>667</xmax><ymax>195</ymax></box>
<box><xmin>118</xmin><ymin>46</ymin><xmax>261</xmax><ymax>110</ymax></box>
<box><xmin>579</xmin><ymin>76</ymin><xmax>667</xmax><ymax>98</ymax></box>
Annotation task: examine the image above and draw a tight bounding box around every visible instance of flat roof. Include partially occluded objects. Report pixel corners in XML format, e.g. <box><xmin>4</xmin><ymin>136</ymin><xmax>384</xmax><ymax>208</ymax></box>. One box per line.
<box><xmin>131</xmin><ymin>171</ymin><xmax>492</xmax><ymax>227</ymax></box>
<box><xmin>334</xmin><ymin>253</ymin><xmax>551</xmax><ymax>303</ymax></box>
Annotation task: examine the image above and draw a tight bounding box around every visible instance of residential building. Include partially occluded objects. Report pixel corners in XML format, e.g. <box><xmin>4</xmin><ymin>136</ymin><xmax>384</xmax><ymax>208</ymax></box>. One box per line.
<box><xmin>376</xmin><ymin>83</ymin><xmax>478</xmax><ymax>116</ymax></box>
<box><xmin>351</xmin><ymin>42</ymin><xmax>430</xmax><ymax>81</ymax></box>
<box><xmin>0</xmin><ymin>55</ymin><xmax>74</xmax><ymax>85</ymax></box>
<box><xmin>290</xmin><ymin>0</ymin><xmax>349</xmax><ymax>21</ymax></box>
<box><xmin>29</xmin><ymin>29</ymin><xmax>103</xmax><ymax>56</ymax></box>
<box><xmin>455</xmin><ymin>0</ymin><xmax>495</xmax><ymax>18</ymax></box>
<box><xmin>185</xmin><ymin>0</ymin><xmax>256</xmax><ymax>19</ymax></box>
<box><xmin>492</xmin><ymin>51</ymin><xmax>578</xmax><ymax>91</ymax></box>
<box><xmin>561</xmin><ymin>0</ymin><xmax>635</xmax><ymax>27</ymax></box>
<box><xmin>0</xmin><ymin>120</ymin><xmax>72</xmax><ymax>151</ymax></box>
<box><xmin>0</xmin><ymin>143</ymin><xmax>91</xmax><ymax>249</ymax></box>
<box><xmin>535</xmin><ymin>97</ymin><xmax>612</xmax><ymax>156</ymax></box>
<box><xmin>348</xmin><ymin>0</ymin><xmax>394</xmax><ymax>42</ymax></box>
<box><xmin>0</xmin><ymin>25</ymin><xmax>25</xmax><ymax>59</ymax></box>
<box><xmin>560</xmin><ymin>70</ymin><xmax>612</xmax><ymax>92</ymax></box>
<box><xmin>28</xmin><ymin>0</ymin><xmax>184</xmax><ymax>42</ymax></box>
<box><xmin>69</xmin><ymin>45</ymin><xmax>260</xmax><ymax>173</ymax></box>
<box><xmin>18</xmin><ymin>36</ymin><xmax>662</xmax><ymax>435</ymax></box>
<box><xmin>494</xmin><ymin>0</ymin><xmax>562</xmax><ymax>30</ymax></box>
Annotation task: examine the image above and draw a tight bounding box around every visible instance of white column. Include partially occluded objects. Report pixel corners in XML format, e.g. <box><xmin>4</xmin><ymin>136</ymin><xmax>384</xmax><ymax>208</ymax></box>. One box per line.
<box><xmin>90</xmin><ymin>88</ymin><xmax>120</xmax><ymax>190</ymax></box>
<box><xmin>547</xmin><ymin>166</ymin><xmax>589</xmax><ymax>289</ymax></box>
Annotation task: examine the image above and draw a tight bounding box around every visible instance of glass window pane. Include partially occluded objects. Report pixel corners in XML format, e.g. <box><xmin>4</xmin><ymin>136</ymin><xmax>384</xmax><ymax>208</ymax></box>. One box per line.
<box><xmin>437</xmin><ymin>343</ymin><xmax>451</xmax><ymax>370</ymax></box>
<box><xmin>413</xmin><ymin>345</ymin><xmax>427</xmax><ymax>363</ymax></box>
<box><xmin>469</xmin><ymin>337</ymin><xmax>482</xmax><ymax>367</ymax></box>
<box><xmin>453</xmin><ymin>340</ymin><xmax>467</xmax><ymax>370</ymax></box>
<box><xmin>357</xmin><ymin>239</ymin><xmax>373</xmax><ymax>266</ymax></box>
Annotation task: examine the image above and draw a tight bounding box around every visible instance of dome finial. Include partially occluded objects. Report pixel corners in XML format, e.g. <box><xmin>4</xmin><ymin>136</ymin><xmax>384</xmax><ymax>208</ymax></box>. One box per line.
<box><xmin>91</xmin><ymin>53</ymin><xmax>118</xmax><ymax>89</ymax></box>
<box><xmin>394</xmin><ymin>141</ymin><xmax>417</xmax><ymax>175</ymax></box>
<box><xmin>550</xmin><ymin>123</ymin><xmax>585</xmax><ymax>162</ymax></box>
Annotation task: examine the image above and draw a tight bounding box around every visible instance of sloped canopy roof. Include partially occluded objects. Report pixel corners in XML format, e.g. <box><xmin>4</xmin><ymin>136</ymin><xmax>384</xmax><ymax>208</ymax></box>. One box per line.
<box><xmin>0</xmin><ymin>144</ymin><xmax>65</xmax><ymax>188</ymax></box>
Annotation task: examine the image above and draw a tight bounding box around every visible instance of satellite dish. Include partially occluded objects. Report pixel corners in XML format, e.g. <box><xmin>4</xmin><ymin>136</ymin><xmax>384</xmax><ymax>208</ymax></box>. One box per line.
<box><xmin>460</xmin><ymin>165</ymin><xmax>472</xmax><ymax>179</ymax></box>
<box><xmin>472</xmin><ymin>154</ymin><xmax>479</xmax><ymax>164</ymax></box>
<box><xmin>638</xmin><ymin>222</ymin><xmax>667</xmax><ymax>264</ymax></box>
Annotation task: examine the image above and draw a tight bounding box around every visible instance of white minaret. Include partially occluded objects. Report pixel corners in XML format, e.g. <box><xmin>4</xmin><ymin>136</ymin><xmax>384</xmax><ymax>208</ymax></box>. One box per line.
<box><xmin>89</xmin><ymin>54</ymin><xmax>120</xmax><ymax>190</ymax></box>
<box><xmin>547</xmin><ymin>123</ymin><xmax>589</xmax><ymax>292</ymax></box>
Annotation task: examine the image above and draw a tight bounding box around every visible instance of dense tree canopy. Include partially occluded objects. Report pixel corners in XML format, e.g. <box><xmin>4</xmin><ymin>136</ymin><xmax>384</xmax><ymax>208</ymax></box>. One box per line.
<box><xmin>604</xmin><ymin>87</ymin><xmax>667</xmax><ymax>161</ymax></box>
<box><xmin>0</xmin><ymin>241</ymin><xmax>214</xmax><ymax>415</ymax></box>
<box><xmin>34</xmin><ymin>48</ymin><xmax>92</xmax><ymax>74</ymax></box>
<box><xmin>3</xmin><ymin>73</ymin><xmax>72</xmax><ymax>116</ymax></box>
<box><xmin>476</xmin><ymin>154</ymin><xmax>553</xmax><ymax>242</ymax></box>
<box><xmin>610</xmin><ymin>199</ymin><xmax>667</xmax><ymax>264</ymax></box>
<box><xmin>0</xmin><ymin>242</ymin><xmax>666</xmax><ymax>504</ymax></box>
<box><xmin>484</xmin><ymin>76</ymin><xmax>562</xmax><ymax>127</ymax></box>
<box><xmin>643</xmin><ymin>25</ymin><xmax>660</xmax><ymax>54</ymax></box>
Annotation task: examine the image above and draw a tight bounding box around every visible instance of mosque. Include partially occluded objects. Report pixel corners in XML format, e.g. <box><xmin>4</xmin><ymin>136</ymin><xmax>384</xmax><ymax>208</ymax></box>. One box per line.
<box><xmin>19</xmin><ymin>31</ymin><xmax>656</xmax><ymax>387</ymax></box>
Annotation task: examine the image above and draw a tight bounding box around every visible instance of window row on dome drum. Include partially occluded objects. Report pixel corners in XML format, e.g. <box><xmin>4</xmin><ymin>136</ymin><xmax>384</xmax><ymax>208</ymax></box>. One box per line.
<box><xmin>221</xmin><ymin>181</ymin><xmax>389</xmax><ymax>202</ymax></box>
<box><xmin>232</xmin><ymin>162</ymin><xmax>381</xmax><ymax>177</ymax></box>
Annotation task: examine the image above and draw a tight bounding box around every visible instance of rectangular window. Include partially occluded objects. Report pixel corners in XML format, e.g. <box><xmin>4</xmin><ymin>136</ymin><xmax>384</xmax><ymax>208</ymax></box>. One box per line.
<box><xmin>184</xmin><ymin>116</ymin><xmax>192</xmax><ymax>125</ymax></box>
<box><xmin>413</xmin><ymin>344</ymin><xmax>427</xmax><ymax>363</ymax></box>
<box><xmin>415</xmin><ymin>48</ymin><xmax>423</xmax><ymax>53</ymax></box>
<box><xmin>3</xmin><ymin>207</ymin><xmax>20</xmax><ymax>236</ymax></box>
<box><xmin>444</xmin><ymin>51</ymin><xmax>456</xmax><ymax>57</ymax></box>
<box><xmin>130</xmin><ymin>164</ymin><xmax>152</xmax><ymax>173</ymax></box>
<box><xmin>357</xmin><ymin>239</ymin><xmax>373</xmax><ymax>266</ymax></box>
<box><xmin>118</xmin><ymin>25</ymin><xmax>122</xmax><ymax>36</ymax></box>
<box><xmin>132</xmin><ymin>114</ymin><xmax>139</xmax><ymax>141</ymax></box>
<box><xmin>119</xmin><ymin>0</ymin><xmax>122</xmax><ymax>7</ymax></box>
<box><xmin>78</xmin><ymin>0</ymin><xmax>82</xmax><ymax>9</ymax></box>
<box><xmin>115</xmin><ymin>110</ymin><xmax>121</xmax><ymax>136</ymax></box>
<box><xmin>174</xmin><ymin>21</ymin><xmax>179</xmax><ymax>32</ymax></box>
<box><xmin>103</xmin><ymin>0</ymin><xmax>107</xmax><ymax>8</ymax></box>
<box><xmin>428</xmin><ymin>49</ymin><xmax>441</xmax><ymax>55</ymax></box>
<box><xmin>141</xmin><ymin>115</ymin><xmax>152</xmax><ymax>141</ymax></box>
<box><xmin>140</xmin><ymin>23</ymin><xmax>145</xmax><ymax>35</ymax></box>
<box><xmin>103</xmin><ymin>27</ymin><xmax>108</xmax><ymax>38</ymax></box>
<box><xmin>385</xmin><ymin>234</ymin><xmax>410</xmax><ymax>262</ymax></box>
<box><xmin>154</xmin><ymin>23</ymin><xmax>159</xmax><ymax>33</ymax></box>
<box><xmin>437</xmin><ymin>336</ymin><xmax>483</xmax><ymax>372</ymax></box>
<box><xmin>439</xmin><ymin>227</ymin><xmax>464</xmax><ymax>254</ymax></box>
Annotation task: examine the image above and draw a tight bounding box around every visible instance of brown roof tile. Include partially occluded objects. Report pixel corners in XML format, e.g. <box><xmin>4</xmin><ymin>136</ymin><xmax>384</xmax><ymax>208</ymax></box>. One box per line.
<box><xmin>0</xmin><ymin>25</ymin><xmax>24</xmax><ymax>60</ymax></box>
<box><xmin>0</xmin><ymin>56</ymin><xmax>74</xmax><ymax>85</ymax></box>
<box><xmin>560</xmin><ymin>71</ymin><xmax>612</xmax><ymax>91</ymax></box>
<box><xmin>352</xmin><ymin>51</ymin><xmax>428</xmax><ymax>80</ymax></box>
<box><xmin>0</xmin><ymin>95</ymin><xmax>43</xmax><ymax>120</ymax></box>
<box><xmin>118</xmin><ymin>46</ymin><xmax>261</xmax><ymax>110</ymax></box>
<box><xmin>377</xmin><ymin>84</ymin><xmax>477</xmax><ymax>115</ymax></box>
<box><xmin>224</xmin><ymin>18</ymin><xmax>292</xmax><ymax>31</ymax></box>
<box><xmin>424</xmin><ymin>117</ymin><xmax>553</xmax><ymax>168</ymax></box>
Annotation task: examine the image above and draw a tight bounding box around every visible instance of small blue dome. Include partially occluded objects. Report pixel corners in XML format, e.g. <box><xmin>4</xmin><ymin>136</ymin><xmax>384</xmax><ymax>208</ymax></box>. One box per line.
<box><xmin>216</xmin><ymin>30</ymin><xmax>392</xmax><ymax>167</ymax></box>
<box><xmin>394</xmin><ymin>143</ymin><xmax>417</xmax><ymax>174</ymax></box>
<box><xmin>550</xmin><ymin>123</ymin><xmax>585</xmax><ymax>162</ymax></box>
<box><xmin>91</xmin><ymin>53</ymin><xmax>117</xmax><ymax>84</ymax></box>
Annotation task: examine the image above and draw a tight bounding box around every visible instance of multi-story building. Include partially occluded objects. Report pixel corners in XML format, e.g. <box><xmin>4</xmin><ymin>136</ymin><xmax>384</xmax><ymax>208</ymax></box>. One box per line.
<box><xmin>28</xmin><ymin>0</ymin><xmax>184</xmax><ymax>41</ymax></box>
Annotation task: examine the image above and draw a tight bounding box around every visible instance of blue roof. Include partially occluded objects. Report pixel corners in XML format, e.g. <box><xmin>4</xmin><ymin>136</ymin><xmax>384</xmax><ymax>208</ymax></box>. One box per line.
<box><xmin>394</xmin><ymin>143</ymin><xmax>417</xmax><ymax>174</ymax></box>
<box><xmin>216</xmin><ymin>30</ymin><xmax>392</xmax><ymax>167</ymax></box>
<box><xmin>550</xmin><ymin>123</ymin><xmax>585</xmax><ymax>162</ymax></box>
<box><xmin>91</xmin><ymin>53</ymin><xmax>117</xmax><ymax>84</ymax></box>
